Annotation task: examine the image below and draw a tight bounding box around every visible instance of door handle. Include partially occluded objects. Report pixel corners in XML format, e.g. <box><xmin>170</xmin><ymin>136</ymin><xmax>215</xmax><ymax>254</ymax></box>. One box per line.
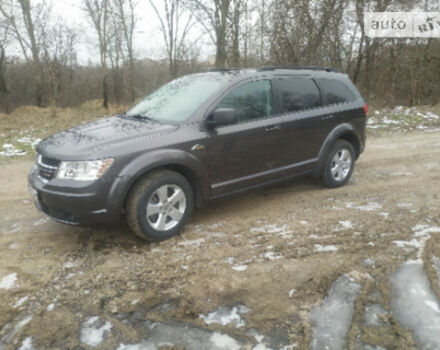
<box><xmin>265</xmin><ymin>125</ymin><xmax>281</xmax><ymax>132</ymax></box>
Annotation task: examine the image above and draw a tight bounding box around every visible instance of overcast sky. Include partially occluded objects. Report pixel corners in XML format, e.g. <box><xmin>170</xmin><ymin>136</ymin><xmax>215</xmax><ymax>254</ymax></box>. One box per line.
<box><xmin>51</xmin><ymin>0</ymin><xmax>213</xmax><ymax>64</ymax></box>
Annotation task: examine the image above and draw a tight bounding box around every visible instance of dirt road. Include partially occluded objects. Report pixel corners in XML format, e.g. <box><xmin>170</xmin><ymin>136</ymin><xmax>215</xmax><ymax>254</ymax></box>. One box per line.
<box><xmin>1</xmin><ymin>130</ymin><xmax>440</xmax><ymax>350</ymax></box>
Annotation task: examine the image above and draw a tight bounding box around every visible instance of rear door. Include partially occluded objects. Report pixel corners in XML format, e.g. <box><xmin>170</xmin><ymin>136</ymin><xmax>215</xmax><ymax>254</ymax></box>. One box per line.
<box><xmin>272</xmin><ymin>76</ymin><xmax>335</xmax><ymax>171</ymax></box>
<box><xmin>206</xmin><ymin>79</ymin><xmax>286</xmax><ymax>196</ymax></box>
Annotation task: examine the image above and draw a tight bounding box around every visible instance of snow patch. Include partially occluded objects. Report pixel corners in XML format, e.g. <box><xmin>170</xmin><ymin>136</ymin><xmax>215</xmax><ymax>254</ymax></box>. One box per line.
<box><xmin>47</xmin><ymin>303</ymin><xmax>55</xmax><ymax>311</ymax></box>
<box><xmin>310</xmin><ymin>275</ymin><xmax>361</xmax><ymax>350</ymax></box>
<box><xmin>339</xmin><ymin>221</ymin><xmax>353</xmax><ymax>229</ymax></box>
<box><xmin>210</xmin><ymin>332</ymin><xmax>241</xmax><ymax>350</ymax></box>
<box><xmin>251</xmin><ymin>224</ymin><xmax>292</xmax><ymax>239</ymax></box>
<box><xmin>262</xmin><ymin>251</ymin><xmax>283</xmax><ymax>260</ymax></box>
<box><xmin>18</xmin><ymin>336</ymin><xmax>34</xmax><ymax>350</ymax></box>
<box><xmin>232</xmin><ymin>265</ymin><xmax>247</xmax><ymax>272</ymax></box>
<box><xmin>13</xmin><ymin>296</ymin><xmax>29</xmax><ymax>308</ymax></box>
<box><xmin>346</xmin><ymin>202</ymin><xmax>382</xmax><ymax>212</ymax></box>
<box><xmin>200</xmin><ymin>305</ymin><xmax>250</xmax><ymax>328</ymax></box>
<box><xmin>0</xmin><ymin>272</ymin><xmax>17</xmax><ymax>289</ymax></box>
<box><xmin>80</xmin><ymin>317</ymin><xmax>113</xmax><ymax>347</ymax></box>
<box><xmin>178</xmin><ymin>238</ymin><xmax>205</xmax><ymax>246</ymax></box>
<box><xmin>363</xmin><ymin>304</ymin><xmax>387</xmax><ymax>326</ymax></box>
<box><xmin>390</xmin><ymin>261</ymin><xmax>440</xmax><ymax>349</ymax></box>
<box><xmin>314</xmin><ymin>245</ymin><xmax>338</xmax><ymax>253</ymax></box>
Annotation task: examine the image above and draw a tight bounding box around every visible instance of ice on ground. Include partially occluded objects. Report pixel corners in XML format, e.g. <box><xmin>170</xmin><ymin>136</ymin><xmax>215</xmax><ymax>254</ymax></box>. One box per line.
<box><xmin>251</xmin><ymin>224</ymin><xmax>292</xmax><ymax>238</ymax></box>
<box><xmin>178</xmin><ymin>238</ymin><xmax>205</xmax><ymax>246</ymax></box>
<box><xmin>0</xmin><ymin>272</ymin><xmax>17</xmax><ymax>289</ymax></box>
<box><xmin>117</xmin><ymin>319</ymin><xmax>243</xmax><ymax>350</ymax></box>
<box><xmin>18</xmin><ymin>337</ymin><xmax>34</xmax><ymax>350</ymax></box>
<box><xmin>200</xmin><ymin>304</ymin><xmax>250</xmax><ymax>328</ymax></box>
<box><xmin>389</xmin><ymin>261</ymin><xmax>440</xmax><ymax>349</ymax></box>
<box><xmin>232</xmin><ymin>265</ymin><xmax>247</xmax><ymax>271</ymax></box>
<box><xmin>314</xmin><ymin>245</ymin><xmax>338</xmax><ymax>253</ymax></box>
<box><xmin>80</xmin><ymin>317</ymin><xmax>113</xmax><ymax>347</ymax></box>
<box><xmin>13</xmin><ymin>296</ymin><xmax>29</xmax><ymax>308</ymax></box>
<box><xmin>339</xmin><ymin>221</ymin><xmax>353</xmax><ymax>229</ymax></box>
<box><xmin>433</xmin><ymin>256</ymin><xmax>440</xmax><ymax>282</ymax></box>
<box><xmin>346</xmin><ymin>202</ymin><xmax>382</xmax><ymax>211</ymax></box>
<box><xmin>363</xmin><ymin>304</ymin><xmax>388</xmax><ymax>326</ymax></box>
<box><xmin>310</xmin><ymin>275</ymin><xmax>361</xmax><ymax>350</ymax></box>
<box><xmin>393</xmin><ymin>224</ymin><xmax>440</xmax><ymax>260</ymax></box>
<box><xmin>262</xmin><ymin>251</ymin><xmax>283</xmax><ymax>260</ymax></box>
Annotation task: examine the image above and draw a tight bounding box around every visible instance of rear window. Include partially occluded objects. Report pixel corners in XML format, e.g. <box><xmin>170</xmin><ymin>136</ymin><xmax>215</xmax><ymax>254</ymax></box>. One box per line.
<box><xmin>276</xmin><ymin>77</ymin><xmax>321</xmax><ymax>113</ymax></box>
<box><xmin>318</xmin><ymin>79</ymin><xmax>356</xmax><ymax>105</ymax></box>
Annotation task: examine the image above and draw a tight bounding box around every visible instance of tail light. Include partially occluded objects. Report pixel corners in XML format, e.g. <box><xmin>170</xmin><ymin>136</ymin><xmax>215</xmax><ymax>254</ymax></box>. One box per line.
<box><xmin>363</xmin><ymin>104</ymin><xmax>369</xmax><ymax>116</ymax></box>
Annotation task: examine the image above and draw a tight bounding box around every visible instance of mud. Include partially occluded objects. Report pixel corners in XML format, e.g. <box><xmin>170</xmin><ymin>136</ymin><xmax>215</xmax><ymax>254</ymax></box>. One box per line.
<box><xmin>1</xmin><ymin>130</ymin><xmax>440</xmax><ymax>349</ymax></box>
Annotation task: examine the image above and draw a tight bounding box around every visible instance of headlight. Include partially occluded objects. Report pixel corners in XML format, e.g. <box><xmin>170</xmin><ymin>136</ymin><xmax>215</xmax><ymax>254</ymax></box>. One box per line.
<box><xmin>57</xmin><ymin>158</ymin><xmax>114</xmax><ymax>181</ymax></box>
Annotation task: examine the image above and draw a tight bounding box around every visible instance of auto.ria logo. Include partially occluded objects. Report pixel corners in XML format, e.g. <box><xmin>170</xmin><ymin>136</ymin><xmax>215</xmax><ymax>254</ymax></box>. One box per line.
<box><xmin>365</xmin><ymin>12</ymin><xmax>440</xmax><ymax>37</ymax></box>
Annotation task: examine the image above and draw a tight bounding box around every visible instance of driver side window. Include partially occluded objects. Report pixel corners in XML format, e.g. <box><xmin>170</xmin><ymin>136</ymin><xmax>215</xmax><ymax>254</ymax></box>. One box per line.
<box><xmin>216</xmin><ymin>80</ymin><xmax>274</xmax><ymax>122</ymax></box>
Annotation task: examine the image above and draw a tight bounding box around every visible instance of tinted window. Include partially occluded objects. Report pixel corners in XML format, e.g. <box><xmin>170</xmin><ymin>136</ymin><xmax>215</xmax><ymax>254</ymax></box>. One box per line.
<box><xmin>276</xmin><ymin>77</ymin><xmax>321</xmax><ymax>112</ymax></box>
<box><xmin>318</xmin><ymin>79</ymin><xmax>356</xmax><ymax>105</ymax></box>
<box><xmin>216</xmin><ymin>80</ymin><xmax>274</xmax><ymax>122</ymax></box>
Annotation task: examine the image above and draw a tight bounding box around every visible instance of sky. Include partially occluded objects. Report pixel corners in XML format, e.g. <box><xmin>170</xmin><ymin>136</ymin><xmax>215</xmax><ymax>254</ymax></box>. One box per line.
<box><xmin>51</xmin><ymin>0</ymin><xmax>214</xmax><ymax>64</ymax></box>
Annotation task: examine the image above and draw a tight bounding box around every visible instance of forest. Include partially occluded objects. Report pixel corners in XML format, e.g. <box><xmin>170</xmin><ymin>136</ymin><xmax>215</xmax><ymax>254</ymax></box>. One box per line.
<box><xmin>0</xmin><ymin>0</ymin><xmax>439</xmax><ymax>113</ymax></box>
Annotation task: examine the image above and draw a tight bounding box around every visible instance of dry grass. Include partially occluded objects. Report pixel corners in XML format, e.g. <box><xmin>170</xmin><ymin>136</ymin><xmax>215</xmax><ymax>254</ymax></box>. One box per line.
<box><xmin>0</xmin><ymin>100</ymin><xmax>127</xmax><ymax>159</ymax></box>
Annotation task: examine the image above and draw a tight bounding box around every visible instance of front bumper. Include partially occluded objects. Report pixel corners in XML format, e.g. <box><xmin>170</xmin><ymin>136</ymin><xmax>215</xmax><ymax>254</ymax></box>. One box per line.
<box><xmin>28</xmin><ymin>165</ymin><xmax>120</xmax><ymax>225</ymax></box>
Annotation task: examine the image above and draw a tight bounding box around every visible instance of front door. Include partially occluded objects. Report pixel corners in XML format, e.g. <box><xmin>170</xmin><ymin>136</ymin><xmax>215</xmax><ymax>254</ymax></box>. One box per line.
<box><xmin>206</xmin><ymin>79</ymin><xmax>285</xmax><ymax>196</ymax></box>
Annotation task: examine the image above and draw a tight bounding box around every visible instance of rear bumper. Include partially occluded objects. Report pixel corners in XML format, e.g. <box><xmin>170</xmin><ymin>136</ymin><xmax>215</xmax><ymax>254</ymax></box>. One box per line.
<box><xmin>28</xmin><ymin>166</ymin><xmax>121</xmax><ymax>225</ymax></box>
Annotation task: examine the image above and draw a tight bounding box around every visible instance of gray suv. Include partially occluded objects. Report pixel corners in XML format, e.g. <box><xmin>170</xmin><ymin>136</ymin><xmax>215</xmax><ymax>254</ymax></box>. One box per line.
<box><xmin>28</xmin><ymin>66</ymin><xmax>367</xmax><ymax>241</ymax></box>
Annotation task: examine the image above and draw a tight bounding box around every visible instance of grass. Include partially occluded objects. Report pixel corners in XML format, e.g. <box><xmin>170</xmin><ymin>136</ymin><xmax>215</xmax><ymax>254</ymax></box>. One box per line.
<box><xmin>0</xmin><ymin>101</ymin><xmax>127</xmax><ymax>160</ymax></box>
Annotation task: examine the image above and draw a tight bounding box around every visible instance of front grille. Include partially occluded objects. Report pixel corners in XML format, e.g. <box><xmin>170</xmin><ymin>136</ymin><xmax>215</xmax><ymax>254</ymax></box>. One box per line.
<box><xmin>37</xmin><ymin>155</ymin><xmax>60</xmax><ymax>180</ymax></box>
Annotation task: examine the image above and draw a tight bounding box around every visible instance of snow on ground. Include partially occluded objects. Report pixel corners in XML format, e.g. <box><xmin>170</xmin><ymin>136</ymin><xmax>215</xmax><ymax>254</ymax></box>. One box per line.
<box><xmin>0</xmin><ymin>273</ymin><xmax>17</xmax><ymax>289</ymax></box>
<box><xmin>13</xmin><ymin>296</ymin><xmax>28</xmax><ymax>309</ymax></box>
<box><xmin>433</xmin><ymin>256</ymin><xmax>440</xmax><ymax>282</ymax></box>
<box><xmin>310</xmin><ymin>275</ymin><xmax>361</xmax><ymax>350</ymax></box>
<box><xmin>363</xmin><ymin>304</ymin><xmax>388</xmax><ymax>327</ymax></box>
<box><xmin>346</xmin><ymin>202</ymin><xmax>382</xmax><ymax>212</ymax></box>
<box><xmin>178</xmin><ymin>238</ymin><xmax>205</xmax><ymax>247</ymax></box>
<box><xmin>116</xmin><ymin>320</ymin><xmax>243</xmax><ymax>350</ymax></box>
<box><xmin>250</xmin><ymin>224</ymin><xmax>293</xmax><ymax>239</ymax></box>
<box><xmin>199</xmin><ymin>304</ymin><xmax>250</xmax><ymax>328</ymax></box>
<box><xmin>18</xmin><ymin>337</ymin><xmax>34</xmax><ymax>350</ymax></box>
<box><xmin>80</xmin><ymin>317</ymin><xmax>113</xmax><ymax>347</ymax></box>
<box><xmin>393</xmin><ymin>224</ymin><xmax>440</xmax><ymax>260</ymax></box>
<box><xmin>314</xmin><ymin>245</ymin><xmax>338</xmax><ymax>253</ymax></box>
<box><xmin>339</xmin><ymin>220</ymin><xmax>353</xmax><ymax>229</ymax></box>
<box><xmin>389</xmin><ymin>261</ymin><xmax>440</xmax><ymax>349</ymax></box>
<box><xmin>0</xmin><ymin>137</ymin><xmax>41</xmax><ymax>157</ymax></box>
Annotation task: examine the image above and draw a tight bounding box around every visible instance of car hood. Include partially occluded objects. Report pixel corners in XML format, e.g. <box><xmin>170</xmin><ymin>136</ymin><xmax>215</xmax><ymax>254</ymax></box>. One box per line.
<box><xmin>37</xmin><ymin>115</ymin><xmax>179</xmax><ymax>160</ymax></box>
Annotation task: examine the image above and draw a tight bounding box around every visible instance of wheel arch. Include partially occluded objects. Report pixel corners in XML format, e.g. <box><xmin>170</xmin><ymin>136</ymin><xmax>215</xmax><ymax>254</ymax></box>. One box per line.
<box><xmin>107</xmin><ymin>149</ymin><xmax>209</xmax><ymax>218</ymax></box>
<box><xmin>316</xmin><ymin>123</ymin><xmax>361</xmax><ymax>175</ymax></box>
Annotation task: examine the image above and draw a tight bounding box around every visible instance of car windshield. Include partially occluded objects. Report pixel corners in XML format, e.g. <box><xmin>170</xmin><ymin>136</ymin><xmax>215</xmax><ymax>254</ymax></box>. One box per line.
<box><xmin>126</xmin><ymin>74</ymin><xmax>228</xmax><ymax>123</ymax></box>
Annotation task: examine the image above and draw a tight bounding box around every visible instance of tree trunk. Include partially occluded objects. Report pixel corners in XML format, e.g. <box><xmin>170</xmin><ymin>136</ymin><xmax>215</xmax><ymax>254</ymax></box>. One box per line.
<box><xmin>0</xmin><ymin>44</ymin><xmax>10</xmax><ymax>113</ymax></box>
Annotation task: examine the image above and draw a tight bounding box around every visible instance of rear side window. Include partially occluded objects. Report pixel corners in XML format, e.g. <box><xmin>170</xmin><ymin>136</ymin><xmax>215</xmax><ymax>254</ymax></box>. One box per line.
<box><xmin>216</xmin><ymin>80</ymin><xmax>274</xmax><ymax>122</ymax></box>
<box><xmin>276</xmin><ymin>77</ymin><xmax>321</xmax><ymax>113</ymax></box>
<box><xmin>318</xmin><ymin>79</ymin><xmax>356</xmax><ymax>105</ymax></box>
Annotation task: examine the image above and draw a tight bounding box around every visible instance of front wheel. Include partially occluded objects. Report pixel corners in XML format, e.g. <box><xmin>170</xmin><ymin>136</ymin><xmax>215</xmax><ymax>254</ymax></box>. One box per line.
<box><xmin>126</xmin><ymin>170</ymin><xmax>194</xmax><ymax>241</ymax></box>
<box><xmin>320</xmin><ymin>140</ymin><xmax>356</xmax><ymax>188</ymax></box>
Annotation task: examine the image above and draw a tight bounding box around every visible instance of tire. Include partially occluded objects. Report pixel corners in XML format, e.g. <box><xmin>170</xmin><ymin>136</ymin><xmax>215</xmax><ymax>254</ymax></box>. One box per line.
<box><xmin>320</xmin><ymin>140</ymin><xmax>356</xmax><ymax>188</ymax></box>
<box><xmin>126</xmin><ymin>170</ymin><xmax>194</xmax><ymax>241</ymax></box>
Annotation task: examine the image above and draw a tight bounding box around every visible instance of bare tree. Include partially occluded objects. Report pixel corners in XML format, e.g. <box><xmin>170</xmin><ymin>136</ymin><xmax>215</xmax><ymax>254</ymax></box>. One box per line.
<box><xmin>83</xmin><ymin>0</ymin><xmax>111</xmax><ymax>108</ymax></box>
<box><xmin>0</xmin><ymin>18</ymin><xmax>10</xmax><ymax>113</ymax></box>
<box><xmin>112</xmin><ymin>0</ymin><xmax>137</xmax><ymax>102</ymax></box>
<box><xmin>190</xmin><ymin>0</ymin><xmax>231</xmax><ymax>68</ymax></box>
<box><xmin>0</xmin><ymin>0</ymin><xmax>50</xmax><ymax>107</ymax></box>
<box><xmin>149</xmin><ymin>0</ymin><xmax>196</xmax><ymax>78</ymax></box>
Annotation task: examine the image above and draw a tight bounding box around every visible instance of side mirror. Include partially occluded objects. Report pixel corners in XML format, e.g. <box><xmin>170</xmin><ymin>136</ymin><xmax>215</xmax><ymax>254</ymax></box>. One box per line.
<box><xmin>207</xmin><ymin>108</ymin><xmax>237</xmax><ymax>128</ymax></box>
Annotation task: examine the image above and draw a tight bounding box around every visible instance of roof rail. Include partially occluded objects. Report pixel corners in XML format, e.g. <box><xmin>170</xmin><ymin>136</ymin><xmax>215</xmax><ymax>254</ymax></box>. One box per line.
<box><xmin>208</xmin><ymin>68</ymin><xmax>241</xmax><ymax>72</ymax></box>
<box><xmin>259</xmin><ymin>66</ymin><xmax>338</xmax><ymax>73</ymax></box>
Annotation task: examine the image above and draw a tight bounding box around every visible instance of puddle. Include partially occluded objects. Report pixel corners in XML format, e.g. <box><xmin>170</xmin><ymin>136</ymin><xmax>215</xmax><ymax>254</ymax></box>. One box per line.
<box><xmin>310</xmin><ymin>275</ymin><xmax>361</xmax><ymax>350</ymax></box>
<box><xmin>389</xmin><ymin>261</ymin><xmax>440</xmax><ymax>349</ymax></box>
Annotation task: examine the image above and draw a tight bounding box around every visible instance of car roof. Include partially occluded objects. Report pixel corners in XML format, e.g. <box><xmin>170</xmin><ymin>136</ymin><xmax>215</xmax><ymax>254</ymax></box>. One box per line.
<box><xmin>190</xmin><ymin>67</ymin><xmax>348</xmax><ymax>84</ymax></box>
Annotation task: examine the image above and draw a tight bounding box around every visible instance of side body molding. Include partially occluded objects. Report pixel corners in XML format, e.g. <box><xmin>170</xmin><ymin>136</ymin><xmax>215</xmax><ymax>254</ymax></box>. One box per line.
<box><xmin>316</xmin><ymin>123</ymin><xmax>362</xmax><ymax>174</ymax></box>
<box><xmin>106</xmin><ymin>149</ymin><xmax>210</xmax><ymax>216</ymax></box>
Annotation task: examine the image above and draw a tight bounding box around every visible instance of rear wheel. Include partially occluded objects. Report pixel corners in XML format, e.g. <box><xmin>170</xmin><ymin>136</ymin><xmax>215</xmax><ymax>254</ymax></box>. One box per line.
<box><xmin>321</xmin><ymin>140</ymin><xmax>355</xmax><ymax>188</ymax></box>
<box><xmin>126</xmin><ymin>170</ymin><xmax>194</xmax><ymax>241</ymax></box>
